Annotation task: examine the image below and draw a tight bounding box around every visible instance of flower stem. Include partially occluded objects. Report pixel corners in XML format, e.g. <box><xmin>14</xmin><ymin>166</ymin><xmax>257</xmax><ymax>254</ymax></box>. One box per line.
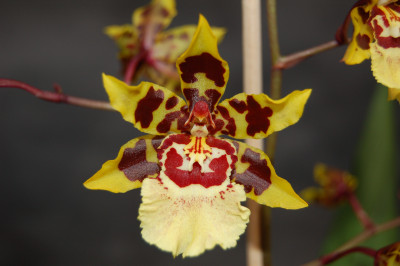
<box><xmin>242</xmin><ymin>0</ymin><xmax>265</xmax><ymax>266</ymax></box>
<box><xmin>274</xmin><ymin>40</ymin><xmax>343</xmax><ymax>70</ymax></box>
<box><xmin>124</xmin><ymin>51</ymin><xmax>146</xmax><ymax>84</ymax></box>
<box><xmin>347</xmin><ymin>192</ymin><xmax>375</xmax><ymax>231</ymax></box>
<box><xmin>319</xmin><ymin>246</ymin><xmax>376</xmax><ymax>265</ymax></box>
<box><xmin>0</xmin><ymin>78</ymin><xmax>114</xmax><ymax>111</ymax></box>
<box><xmin>302</xmin><ymin>217</ymin><xmax>400</xmax><ymax>266</ymax></box>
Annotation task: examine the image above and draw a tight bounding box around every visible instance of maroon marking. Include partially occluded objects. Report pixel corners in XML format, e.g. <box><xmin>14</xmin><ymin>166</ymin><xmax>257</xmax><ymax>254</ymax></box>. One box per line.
<box><xmin>215</xmin><ymin>106</ymin><xmax>236</xmax><ymax>136</ymax></box>
<box><xmin>357</xmin><ymin>6</ymin><xmax>370</xmax><ymax>24</ymax></box>
<box><xmin>135</xmin><ymin>87</ymin><xmax>164</xmax><ymax>128</ymax></box>
<box><xmin>163</xmin><ymin>148</ymin><xmax>229</xmax><ymax>188</ymax></box>
<box><xmin>179</xmin><ymin>53</ymin><xmax>226</xmax><ymax>87</ymax></box>
<box><xmin>245</xmin><ymin>95</ymin><xmax>273</xmax><ymax>136</ymax></box>
<box><xmin>205</xmin><ymin>89</ymin><xmax>222</xmax><ymax>110</ymax></box>
<box><xmin>118</xmin><ymin>139</ymin><xmax>160</xmax><ymax>182</ymax></box>
<box><xmin>370</xmin><ymin>6</ymin><xmax>400</xmax><ymax>49</ymax></box>
<box><xmin>157</xmin><ymin>134</ymin><xmax>191</xmax><ymax>156</ymax></box>
<box><xmin>160</xmin><ymin>7</ymin><xmax>169</xmax><ymax>17</ymax></box>
<box><xmin>151</xmin><ymin>136</ymin><xmax>165</xmax><ymax>150</ymax></box>
<box><xmin>205</xmin><ymin>137</ymin><xmax>236</xmax><ymax>159</ymax></box>
<box><xmin>156</xmin><ymin>111</ymin><xmax>182</xmax><ymax>133</ymax></box>
<box><xmin>179</xmin><ymin>32</ymin><xmax>189</xmax><ymax>40</ymax></box>
<box><xmin>231</xmin><ymin>148</ymin><xmax>271</xmax><ymax>195</ymax></box>
<box><xmin>183</xmin><ymin>88</ymin><xmax>200</xmax><ymax>110</ymax></box>
<box><xmin>390</xmin><ymin>3</ymin><xmax>400</xmax><ymax>14</ymax></box>
<box><xmin>356</xmin><ymin>34</ymin><xmax>371</xmax><ymax>49</ymax></box>
<box><xmin>156</xmin><ymin>106</ymin><xmax>190</xmax><ymax>134</ymax></box>
<box><xmin>208</xmin><ymin>118</ymin><xmax>224</xmax><ymax>135</ymax></box>
<box><xmin>165</xmin><ymin>96</ymin><xmax>179</xmax><ymax>110</ymax></box>
<box><xmin>229</xmin><ymin>99</ymin><xmax>247</xmax><ymax>113</ymax></box>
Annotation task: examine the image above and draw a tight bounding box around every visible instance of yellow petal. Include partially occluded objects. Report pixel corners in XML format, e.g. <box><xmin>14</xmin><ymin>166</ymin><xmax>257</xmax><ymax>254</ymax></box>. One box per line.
<box><xmin>232</xmin><ymin>141</ymin><xmax>308</xmax><ymax>209</ymax></box>
<box><xmin>104</xmin><ymin>24</ymin><xmax>138</xmax><ymax>60</ymax></box>
<box><xmin>369</xmin><ymin>4</ymin><xmax>400</xmax><ymax>95</ymax></box>
<box><xmin>138</xmin><ymin>169</ymin><xmax>249</xmax><ymax>257</ymax></box>
<box><xmin>84</xmin><ymin>135</ymin><xmax>162</xmax><ymax>193</ymax></box>
<box><xmin>103</xmin><ymin>73</ymin><xmax>190</xmax><ymax>134</ymax></box>
<box><xmin>176</xmin><ymin>15</ymin><xmax>229</xmax><ymax>113</ymax></box>
<box><xmin>153</xmin><ymin>25</ymin><xmax>226</xmax><ymax>64</ymax></box>
<box><xmin>343</xmin><ymin>5</ymin><xmax>374</xmax><ymax>64</ymax></box>
<box><xmin>210</xmin><ymin>89</ymin><xmax>311</xmax><ymax>139</ymax></box>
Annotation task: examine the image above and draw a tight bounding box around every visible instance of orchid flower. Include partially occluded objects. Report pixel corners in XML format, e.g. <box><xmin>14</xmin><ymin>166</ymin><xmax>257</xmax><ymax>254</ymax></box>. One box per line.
<box><xmin>84</xmin><ymin>15</ymin><xmax>311</xmax><ymax>257</ymax></box>
<box><xmin>338</xmin><ymin>0</ymin><xmax>400</xmax><ymax>102</ymax></box>
<box><xmin>105</xmin><ymin>0</ymin><xmax>225</xmax><ymax>92</ymax></box>
<box><xmin>301</xmin><ymin>164</ymin><xmax>357</xmax><ymax>207</ymax></box>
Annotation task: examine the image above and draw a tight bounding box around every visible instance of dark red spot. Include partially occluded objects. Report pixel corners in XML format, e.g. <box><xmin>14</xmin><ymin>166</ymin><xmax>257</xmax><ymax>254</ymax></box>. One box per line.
<box><xmin>157</xmin><ymin>134</ymin><xmax>191</xmax><ymax>155</ymax></box>
<box><xmin>219</xmin><ymin>191</ymin><xmax>225</xmax><ymax>199</ymax></box>
<box><xmin>160</xmin><ymin>7</ymin><xmax>169</xmax><ymax>17</ymax></box>
<box><xmin>205</xmin><ymin>89</ymin><xmax>222</xmax><ymax>110</ymax></box>
<box><xmin>205</xmin><ymin>137</ymin><xmax>236</xmax><ymax>158</ymax></box>
<box><xmin>163</xmin><ymin>148</ymin><xmax>229</xmax><ymax>188</ymax></box>
<box><xmin>151</xmin><ymin>136</ymin><xmax>164</xmax><ymax>150</ymax></box>
<box><xmin>179</xmin><ymin>53</ymin><xmax>226</xmax><ymax>87</ymax></box>
<box><xmin>356</xmin><ymin>34</ymin><xmax>371</xmax><ymax>49</ymax></box>
<box><xmin>156</xmin><ymin>106</ymin><xmax>190</xmax><ymax>134</ymax></box>
<box><xmin>118</xmin><ymin>139</ymin><xmax>160</xmax><ymax>182</ymax></box>
<box><xmin>179</xmin><ymin>32</ymin><xmax>189</xmax><ymax>40</ymax></box>
<box><xmin>208</xmin><ymin>118</ymin><xmax>224</xmax><ymax>135</ymax></box>
<box><xmin>357</xmin><ymin>6</ymin><xmax>369</xmax><ymax>24</ymax></box>
<box><xmin>390</xmin><ymin>3</ymin><xmax>400</xmax><ymax>14</ymax></box>
<box><xmin>165</xmin><ymin>96</ymin><xmax>179</xmax><ymax>110</ymax></box>
<box><xmin>183</xmin><ymin>88</ymin><xmax>201</xmax><ymax>111</ymax></box>
<box><xmin>157</xmin><ymin>111</ymin><xmax>181</xmax><ymax>133</ymax></box>
<box><xmin>229</xmin><ymin>99</ymin><xmax>247</xmax><ymax>113</ymax></box>
<box><xmin>215</xmin><ymin>106</ymin><xmax>236</xmax><ymax>136</ymax></box>
<box><xmin>245</xmin><ymin>95</ymin><xmax>273</xmax><ymax>136</ymax></box>
<box><xmin>231</xmin><ymin>147</ymin><xmax>271</xmax><ymax>195</ymax></box>
<box><xmin>135</xmin><ymin>87</ymin><xmax>164</xmax><ymax>128</ymax></box>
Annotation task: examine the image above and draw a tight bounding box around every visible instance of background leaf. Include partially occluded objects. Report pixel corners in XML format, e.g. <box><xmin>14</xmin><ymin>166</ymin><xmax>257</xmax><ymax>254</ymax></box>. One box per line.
<box><xmin>322</xmin><ymin>84</ymin><xmax>399</xmax><ymax>265</ymax></box>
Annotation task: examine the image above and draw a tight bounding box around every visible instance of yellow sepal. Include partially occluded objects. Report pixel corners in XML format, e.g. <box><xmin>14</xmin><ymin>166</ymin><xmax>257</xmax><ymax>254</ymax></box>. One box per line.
<box><xmin>342</xmin><ymin>6</ymin><xmax>374</xmax><ymax>65</ymax></box>
<box><xmin>103</xmin><ymin>73</ymin><xmax>187</xmax><ymax>135</ymax></box>
<box><xmin>215</xmin><ymin>89</ymin><xmax>311</xmax><ymax>139</ymax></box>
<box><xmin>84</xmin><ymin>135</ymin><xmax>160</xmax><ymax>193</ymax></box>
<box><xmin>176</xmin><ymin>15</ymin><xmax>229</xmax><ymax>111</ymax></box>
<box><xmin>233</xmin><ymin>141</ymin><xmax>308</xmax><ymax>209</ymax></box>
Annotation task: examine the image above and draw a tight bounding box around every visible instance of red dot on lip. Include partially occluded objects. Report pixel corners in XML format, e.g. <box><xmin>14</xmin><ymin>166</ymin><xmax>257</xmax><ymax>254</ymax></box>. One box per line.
<box><xmin>193</xmin><ymin>101</ymin><xmax>209</xmax><ymax>118</ymax></box>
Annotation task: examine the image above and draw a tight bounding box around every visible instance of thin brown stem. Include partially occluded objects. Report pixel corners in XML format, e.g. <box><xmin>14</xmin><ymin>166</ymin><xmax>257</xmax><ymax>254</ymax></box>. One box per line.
<box><xmin>124</xmin><ymin>51</ymin><xmax>147</xmax><ymax>84</ymax></box>
<box><xmin>274</xmin><ymin>40</ymin><xmax>342</xmax><ymax>70</ymax></box>
<box><xmin>302</xmin><ymin>217</ymin><xmax>400</xmax><ymax>266</ymax></box>
<box><xmin>319</xmin><ymin>246</ymin><xmax>376</xmax><ymax>265</ymax></box>
<box><xmin>0</xmin><ymin>79</ymin><xmax>114</xmax><ymax>111</ymax></box>
<box><xmin>347</xmin><ymin>192</ymin><xmax>375</xmax><ymax>231</ymax></box>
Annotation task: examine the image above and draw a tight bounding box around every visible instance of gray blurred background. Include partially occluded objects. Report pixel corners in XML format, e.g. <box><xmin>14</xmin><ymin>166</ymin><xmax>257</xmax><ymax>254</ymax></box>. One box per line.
<box><xmin>1</xmin><ymin>0</ymin><xmax>399</xmax><ymax>265</ymax></box>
